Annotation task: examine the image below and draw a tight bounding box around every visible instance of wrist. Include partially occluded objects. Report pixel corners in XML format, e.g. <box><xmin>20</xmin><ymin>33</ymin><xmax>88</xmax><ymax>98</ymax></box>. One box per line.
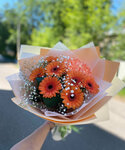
<box><xmin>46</xmin><ymin>121</ymin><xmax>55</xmax><ymax>130</ymax></box>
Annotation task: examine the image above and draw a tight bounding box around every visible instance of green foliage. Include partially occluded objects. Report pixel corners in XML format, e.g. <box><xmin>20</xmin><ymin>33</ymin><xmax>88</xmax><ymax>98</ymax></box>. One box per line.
<box><xmin>0</xmin><ymin>21</ymin><xmax>10</xmax><ymax>55</ymax></box>
<box><xmin>58</xmin><ymin>126</ymin><xmax>68</xmax><ymax>138</ymax></box>
<box><xmin>0</xmin><ymin>0</ymin><xmax>125</xmax><ymax>60</ymax></box>
<box><xmin>36</xmin><ymin>77</ymin><xmax>45</xmax><ymax>84</ymax></box>
<box><xmin>109</xmin><ymin>26</ymin><xmax>125</xmax><ymax>60</ymax></box>
<box><xmin>43</xmin><ymin>94</ymin><xmax>63</xmax><ymax>108</ymax></box>
<box><xmin>0</xmin><ymin>0</ymin><xmax>45</xmax><ymax>58</ymax></box>
<box><xmin>118</xmin><ymin>88</ymin><xmax>125</xmax><ymax>97</ymax></box>
<box><xmin>58</xmin><ymin>125</ymin><xmax>81</xmax><ymax>139</ymax></box>
<box><xmin>71</xmin><ymin>125</ymin><xmax>81</xmax><ymax>133</ymax></box>
<box><xmin>29</xmin><ymin>0</ymin><xmax>117</xmax><ymax>54</ymax></box>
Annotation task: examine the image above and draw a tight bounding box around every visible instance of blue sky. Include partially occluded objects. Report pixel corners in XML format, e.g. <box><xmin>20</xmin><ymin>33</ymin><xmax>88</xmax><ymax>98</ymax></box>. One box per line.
<box><xmin>0</xmin><ymin>0</ymin><xmax>124</xmax><ymax>14</ymax></box>
<box><xmin>0</xmin><ymin>0</ymin><xmax>17</xmax><ymax>8</ymax></box>
<box><xmin>112</xmin><ymin>0</ymin><xmax>125</xmax><ymax>15</ymax></box>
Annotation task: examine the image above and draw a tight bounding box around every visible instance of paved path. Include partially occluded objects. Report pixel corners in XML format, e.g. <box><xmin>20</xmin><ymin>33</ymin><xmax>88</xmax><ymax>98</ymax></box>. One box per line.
<box><xmin>0</xmin><ymin>63</ymin><xmax>18</xmax><ymax>90</ymax></box>
<box><xmin>96</xmin><ymin>98</ymin><xmax>125</xmax><ymax>140</ymax></box>
<box><xmin>0</xmin><ymin>63</ymin><xmax>125</xmax><ymax>150</ymax></box>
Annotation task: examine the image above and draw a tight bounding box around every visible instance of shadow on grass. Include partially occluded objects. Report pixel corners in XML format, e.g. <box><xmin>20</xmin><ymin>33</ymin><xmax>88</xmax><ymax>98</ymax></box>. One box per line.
<box><xmin>0</xmin><ymin>90</ymin><xmax>125</xmax><ymax>150</ymax></box>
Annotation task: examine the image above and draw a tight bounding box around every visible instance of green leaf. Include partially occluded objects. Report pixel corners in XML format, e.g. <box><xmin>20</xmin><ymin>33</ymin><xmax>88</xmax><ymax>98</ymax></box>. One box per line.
<box><xmin>43</xmin><ymin>94</ymin><xmax>63</xmax><ymax>108</ymax></box>
<box><xmin>36</xmin><ymin>77</ymin><xmax>44</xmax><ymax>84</ymax></box>
<box><xmin>71</xmin><ymin>125</ymin><xmax>81</xmax><ymax>133</ymax></box>
<box><xmin>58</xmin><ymin>126</ymin><xmax>67</xmax><ymax>138</ymax></box>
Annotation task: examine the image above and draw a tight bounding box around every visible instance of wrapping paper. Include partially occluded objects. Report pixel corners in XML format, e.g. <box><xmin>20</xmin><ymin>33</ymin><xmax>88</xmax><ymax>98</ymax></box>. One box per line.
<box><xmin>7</xmin><ymin>42</ymin><xmax>125</xmax><ymax>125</ymax></box>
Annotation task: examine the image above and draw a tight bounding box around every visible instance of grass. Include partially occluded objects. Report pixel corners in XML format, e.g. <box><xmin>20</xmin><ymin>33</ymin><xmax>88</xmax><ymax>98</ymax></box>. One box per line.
<box><xmin>118</xmin><ymin>88</ymin><xmax>125</xmax><ymax>97</ymax></box>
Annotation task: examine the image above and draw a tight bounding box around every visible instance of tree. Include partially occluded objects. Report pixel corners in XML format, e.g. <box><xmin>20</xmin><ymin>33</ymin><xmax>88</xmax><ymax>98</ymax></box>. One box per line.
<box><xmin>1</xmin><ymin>0</ymin><xmax>45</xmax><ymax>58</ymax></box>
<box><xmin>1</xmin><ymin>0</ymin><xmax>125</xmax><ymax>60</ymax></box>
<box><xmin>0</xmin><ymin>20</ymin><xmax>10</xmax><ymax>56</ymax></box>
<box><xmin>29</xmin><ymin>0</ymin><xmax>118</xmax><ymax>59</ymax></box>
<box><xmin>109</xmin><ymin>4</ymin><xmax>125</xmax><ymax>60</ymax></box>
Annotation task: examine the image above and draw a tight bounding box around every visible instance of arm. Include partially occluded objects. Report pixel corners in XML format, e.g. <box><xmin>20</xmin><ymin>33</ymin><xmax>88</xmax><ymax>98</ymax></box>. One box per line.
<box><xmin>11</xmin><ymin>121</ymin><xmax>55</xmax><ymax>150</ymax></box>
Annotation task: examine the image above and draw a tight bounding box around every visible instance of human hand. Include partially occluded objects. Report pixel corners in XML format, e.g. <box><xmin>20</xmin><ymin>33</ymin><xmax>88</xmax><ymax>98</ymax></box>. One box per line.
<box><xmin>46</xmin><ymin>121</ymin><xmax>55</xmax><ymax>130</ymax></box>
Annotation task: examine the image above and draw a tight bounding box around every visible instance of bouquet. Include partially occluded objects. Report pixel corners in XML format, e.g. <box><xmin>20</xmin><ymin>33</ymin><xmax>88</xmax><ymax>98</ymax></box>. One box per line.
<box><xmin>7</xmin><ymin>42</ymin><xmax>125</xmax><ymax>140</ymax></box>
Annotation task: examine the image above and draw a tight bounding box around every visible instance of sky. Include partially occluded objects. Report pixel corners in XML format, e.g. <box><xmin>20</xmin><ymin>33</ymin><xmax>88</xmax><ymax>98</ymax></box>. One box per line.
<box><xmin>0</xmin><ymin>0</ymin><xmax>17</xmax><ymax>8</ymax></box>
<box><xmin>111</xmin><ymin>0</ymin><xmax>125</xmax><ymax>15</ymax></box>
<box><xmin>0</xmin><ymin>0</ymin><xmax>124</xmax><ymax>15</ymax></box>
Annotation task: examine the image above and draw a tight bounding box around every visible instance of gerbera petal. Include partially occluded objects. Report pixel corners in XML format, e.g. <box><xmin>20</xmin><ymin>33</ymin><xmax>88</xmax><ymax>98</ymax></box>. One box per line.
<box><xmin>65</xmin><ymin>58</ymin><xmax>92</xmax><ymax>75</ymax></box>
<box><xmin>39</xmin><ymin>76</ymin><xmax>62</xmax><ymax>98</ymax></box>
<box><xmin>46</xmin><ymin>61</ymin><xmax>66</xmax><ymax>76</ymax></box>
<box><xmin>29</xmin><ymin>67</ymin><xmax>45</xmax><ymax>81</ymax></box>
<box><xmin>83</xmin><ymin>76</ymin><xmax>99</xmax><ymax>94</ymax></box>
<box><xmin>45</xmin><ymin>56</ymin><xmax>58</xmax><ymax>63</ymax></box>
<box><xmin>65</xmin><ymin>71</ymin><xmax>85</xmax><ymax>87</ymax></box>
<box><xmin>61</xmin><ymin>86</ymin><xmax>84</xmax><ymax>110</ymax></box>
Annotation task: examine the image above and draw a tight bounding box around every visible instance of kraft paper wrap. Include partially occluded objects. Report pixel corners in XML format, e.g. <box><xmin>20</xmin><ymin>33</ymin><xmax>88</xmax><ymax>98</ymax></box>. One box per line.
<box><xmin>7</xmin><ymin>42</ymin><xmax>125</xmax><ymax>125</ymax></box>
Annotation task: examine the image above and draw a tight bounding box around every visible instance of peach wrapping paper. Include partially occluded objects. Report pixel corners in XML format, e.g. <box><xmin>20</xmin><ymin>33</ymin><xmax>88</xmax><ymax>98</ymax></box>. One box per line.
<box><xmin>10</xmin><ymin>45</ymin><xmax>107</xmax><ymax>118</ymax></box>
<box><xmin>18</xmin><ymin>43</ymin><xmax>110</xmax><ymax>117</ymax></box>
<box><xmin>7</xmin><ymin>42</ymin><xmax>125</xmax><ymax>125</ymax></box>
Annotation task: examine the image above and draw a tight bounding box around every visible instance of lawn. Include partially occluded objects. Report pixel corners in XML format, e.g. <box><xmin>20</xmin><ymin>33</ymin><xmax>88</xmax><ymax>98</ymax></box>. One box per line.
<box><xmin>118</xmin><ymin>88</ymin><xmax>125</xmax><ymax>97</ymax></box>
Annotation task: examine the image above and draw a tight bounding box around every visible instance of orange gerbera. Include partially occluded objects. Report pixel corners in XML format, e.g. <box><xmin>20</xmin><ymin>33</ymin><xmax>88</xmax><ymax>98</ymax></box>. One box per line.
<box><xmin>39</xmin><ymin>76</ymin><xmax>62</xmax><ymax>98</ymax></box>
<box><xmin>46</xmin><ymin>61</ymin><xmax>66</xmax><ymax>76</ymax></box>
<box><xmin>83</xmin><ymin>76</ymin><xmax>99</xmax><ymax>94</ymax></box>
<box><xmin>66</xmin><ymin>71</ymin><xmax>85</xmax><ymax>87</ymax></box>
<box><xmin>45</xmin><ymin>56</ymin><xmax>58</xmax><ymax>63</ymax></box>
<box><xmin>61</xmin><ymin>86</ymin><xmax>84</xmax><ymax>109</ymax></box>
<box><xmin>65</xmin><ymin>57</ymin><xmax>92</xmax><ymax>75</ymax></box>
<box><xmin>29</xmin><ymin>67</ymin><xmax>45</xmax><ymax>81</ymax></box>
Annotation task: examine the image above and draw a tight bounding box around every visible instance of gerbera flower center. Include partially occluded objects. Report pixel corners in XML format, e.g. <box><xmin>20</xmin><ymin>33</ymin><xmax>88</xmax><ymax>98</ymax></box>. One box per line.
<box><xmin>69</xmin><ymin>93</ymin><xmax>75</xmax><ymax>101</ymax></box>
<box><xmin>52</xmin><ymin>67</ymin><xmax>58</xmax><ymax>72</ymax></box>
<box><xmin>48</xmin><ymin>84</ymin><xmax>53</xmax><ymax>90</ymax></box>
<box><xmin>88</xmin><ymin>82</ymin><xmax>92</xmax><ymax>87</ymax></box>
<box><xmin>37</xmin><ymin>73</ymin><xmax>42</xmax><ymax>77</ymax></box>
<box><xmin>72</xmin><ymin>78</ymin><xmax>79</xmax><ymax>83</ymax></box>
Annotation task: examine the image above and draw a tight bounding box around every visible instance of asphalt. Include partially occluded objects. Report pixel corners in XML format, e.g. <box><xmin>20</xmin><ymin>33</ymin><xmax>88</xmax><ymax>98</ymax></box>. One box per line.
<box><xmin>1</xmin><ymin>90</ymin><xmax>125</xmax><ymax>150</ymax></box>
<box><xmin>0</xmin><ymin>63</ymin><xmax>125</xmax><ymax>150</ymax></box>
